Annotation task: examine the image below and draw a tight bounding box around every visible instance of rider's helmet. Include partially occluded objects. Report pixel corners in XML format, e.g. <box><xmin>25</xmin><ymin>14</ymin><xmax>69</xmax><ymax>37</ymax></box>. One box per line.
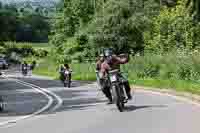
<box><xmin>64</xmin><ymin>63</ymin><xmax>69</xmax><ymax>69</ymax></box>
<box><xmin>103</xmin><ymin>48</ymin><xmax>113</xmax><ymax>57</ymax></box>
<box><xmin>103</xmin><ymin>48</ymin><xmax>114</xmax><ymax>65</ymax></box>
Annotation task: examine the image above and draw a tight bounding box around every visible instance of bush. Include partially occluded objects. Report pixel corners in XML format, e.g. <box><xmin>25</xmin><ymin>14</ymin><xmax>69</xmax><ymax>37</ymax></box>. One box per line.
<box><xmin>34</xmin><ymin>49</ymin><xmax>48</xmax><ymax>57</ymax></box>
<box><xmin>0</xmin><ymin>46</ymin><xmax>5</xmax><ymax>54</ymax></box>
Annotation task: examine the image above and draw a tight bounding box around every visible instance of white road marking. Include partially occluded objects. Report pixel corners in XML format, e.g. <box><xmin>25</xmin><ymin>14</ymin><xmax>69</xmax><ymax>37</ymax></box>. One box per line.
<box><xmin>0</xmin><ymin>74</ymin><xmax>63</xmax><ymax>127</ymax></box>
<box><xmin>0</xmin><ymin>78</ymin><xmax>53</xmax><ymax>127</ymax></box>
<box><xmin>16</xmin><ymin>80</ymin><xmax>63</xmax><ymax>112</ymax></box>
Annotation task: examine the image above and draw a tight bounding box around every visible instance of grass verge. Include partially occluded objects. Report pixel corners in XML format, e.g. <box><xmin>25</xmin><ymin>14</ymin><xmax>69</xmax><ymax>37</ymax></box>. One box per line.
<box><xmin>33</xmin><ymin>58</ymin><xmax>97</xmax><ymax>81</ymax></box>
<box><xmin>130</xmin><ymin>78</ymin><xmax>200</xmax><ymax>95</ymax></box>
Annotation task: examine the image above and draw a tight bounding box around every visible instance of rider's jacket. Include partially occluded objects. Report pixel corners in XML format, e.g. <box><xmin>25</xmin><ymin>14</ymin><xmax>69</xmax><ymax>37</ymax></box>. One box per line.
<box><xmin>99</xmin><ymin>54</ymin><xmax>129</xmax><ymax>78</ymax></box>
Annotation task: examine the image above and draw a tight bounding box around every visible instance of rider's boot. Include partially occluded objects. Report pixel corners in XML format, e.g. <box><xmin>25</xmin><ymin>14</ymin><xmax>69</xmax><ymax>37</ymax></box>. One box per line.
<box><xmin>127</xmin><ymin>93</ymin><xmax>132</xmax><ymax>100</ymax></box>
<box><xmin>107</xmin><ymin>98</ymin><xmax>113</xmax><ymax>104</ymax></box>
<box><xmin>123</xmin><ymin>81</ymin><xmax>132</xmax><ymax>100</ymax></box>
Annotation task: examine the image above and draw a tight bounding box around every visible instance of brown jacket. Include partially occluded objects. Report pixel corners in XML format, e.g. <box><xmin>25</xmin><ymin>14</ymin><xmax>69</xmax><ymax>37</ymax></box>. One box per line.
<box><xmin>100</xmin><ymin>54</ymin><xmax>129</xmax><ymax>77</ymax></box>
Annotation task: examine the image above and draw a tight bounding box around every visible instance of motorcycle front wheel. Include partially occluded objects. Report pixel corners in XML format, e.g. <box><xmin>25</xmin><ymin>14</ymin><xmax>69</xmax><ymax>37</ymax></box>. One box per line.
<box><xmin>63</xmin><ymin>79</ymin><xmax>71</xmax><ymax>88</ymax></box>
<box><xmin>112</xmin><ymin>85</ymin><xmax>124</xmax><ymax>112</ymax></box>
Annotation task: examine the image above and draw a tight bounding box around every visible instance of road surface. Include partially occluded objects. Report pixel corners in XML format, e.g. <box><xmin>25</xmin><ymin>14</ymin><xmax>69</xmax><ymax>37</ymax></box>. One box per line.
<box><xmin>0</xmin><ymin>69</ymin><xmax>200</xmax><ymax>133</ymax></box>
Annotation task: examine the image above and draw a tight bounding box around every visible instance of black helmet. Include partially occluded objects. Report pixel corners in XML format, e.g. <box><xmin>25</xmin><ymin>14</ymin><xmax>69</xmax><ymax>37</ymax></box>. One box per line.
<box><xmin>104</xmin><ymin>48</ymin><xmax>113</xmax><ymax>57</ymax></box>
<box><xmin>64</xmin><ymin>63</ymin><xmax>69</xmax><ymax>69</ymax></box>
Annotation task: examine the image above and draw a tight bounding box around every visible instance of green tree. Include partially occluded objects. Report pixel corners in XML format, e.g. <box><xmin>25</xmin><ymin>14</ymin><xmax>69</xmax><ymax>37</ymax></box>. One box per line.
<box><xmin>87</xmin><ymin>0</ymin><xmax>159</xmax><ymax>54</ymax></box>
<box><xmin>0</xmin><ymin>9</ymin><xmax>19</xmax><ymax>41</ymax></box>
<box><xmin>145</xmin><ymin>0</ymin><xmax>200</xmax><ymax>53</ymax></box>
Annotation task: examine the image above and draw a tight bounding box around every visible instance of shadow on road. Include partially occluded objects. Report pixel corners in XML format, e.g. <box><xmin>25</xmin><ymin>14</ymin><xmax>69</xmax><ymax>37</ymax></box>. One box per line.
<box><xmin>124</xmin><ymin>105</ymin><xmax>167</xmax><ymax>112</ymax></box>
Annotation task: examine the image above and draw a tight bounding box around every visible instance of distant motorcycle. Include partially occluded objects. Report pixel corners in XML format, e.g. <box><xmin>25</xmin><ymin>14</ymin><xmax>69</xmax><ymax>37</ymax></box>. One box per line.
<box><xmin>63</xmin><ymin>69</ymin><xmax>72</xmax><ymax>88</ymax></box>
<box><xmin>0</xmin><ymin>96</ymin><xmax>4</xmax><ymax>112</ymax></box>
<box><xmin>22</xmin><ymin>66</ymin><xmax>28</xmax><ymax>76</ymax></box>
<box><xmin>109</xmin><ymin>69</ymin><xmax>128</xmax><ymax>112</ymax></box>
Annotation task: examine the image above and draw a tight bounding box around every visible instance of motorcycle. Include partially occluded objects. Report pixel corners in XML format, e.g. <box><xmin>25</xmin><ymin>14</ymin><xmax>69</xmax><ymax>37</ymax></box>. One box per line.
<box><xmin>22</xmin><ymin>66</ymin><xmax>28</xmax><ymax>76</ymax></box>
<box><xmin>63</xmin><ymin>69</ymin><xmax>72</xmax><ymax>88</ymax></box>
<box><xmin>109</xmin><ymin>69</ymin><xmax>128</xmax><ymax>112</ymax></box>
<box><xmin>0</xmin><ymin>96</ymin><xmax>4</xmax><ymax>112</ymax></box>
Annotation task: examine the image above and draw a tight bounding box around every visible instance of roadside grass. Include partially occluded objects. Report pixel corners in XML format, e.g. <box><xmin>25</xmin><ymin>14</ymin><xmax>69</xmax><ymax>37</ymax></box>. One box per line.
<box><xmin>130</xmin><ymin>78</ymin><xmax>200</xmax><ymax>95</ymax></box>
<box><xmin>33</xmin><ymin>58</ymin><xmax>58</xmax><ymax>78</ymax></box>
<box><xmin>30</xmin><ymin>43</ymin><xmax>51</xmax><ymax>51</ymax></box>
<box><xmin>70</xmin><ymin>63</ymin><xmax>96</xmax><ymax>81</ymax></box>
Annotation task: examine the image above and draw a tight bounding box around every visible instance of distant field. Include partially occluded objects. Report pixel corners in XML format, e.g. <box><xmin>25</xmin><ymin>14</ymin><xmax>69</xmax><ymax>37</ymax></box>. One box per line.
<box><xmin>30</xmin><ymin>43</ymin><xmax>50</xmax><ymax>48</ymax></box>
<box><xmin>5</xmin><ymin>42</ymin><xmax>51</xmax><ymax>51</ymax></box>
<box><xmin>30</xmin><ymin>43</ymin><xmax>51</xmax><ymax>51</ymax></box>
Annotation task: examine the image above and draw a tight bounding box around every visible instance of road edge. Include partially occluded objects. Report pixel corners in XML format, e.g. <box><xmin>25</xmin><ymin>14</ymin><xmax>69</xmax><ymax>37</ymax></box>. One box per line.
<box><xmin>133</xmin><ymin>85</ymin><xmax>200</xmax><ymax>106</ymax></box>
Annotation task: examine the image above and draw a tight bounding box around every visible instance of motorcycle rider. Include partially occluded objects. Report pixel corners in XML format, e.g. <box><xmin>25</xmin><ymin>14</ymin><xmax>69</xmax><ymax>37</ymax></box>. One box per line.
<box><xmin>21</xmin><ymin>61</ymin><xmax>28</xmax><ymax>75</ymax></box>
<box><xmin>97</xmin><ymin>48</ymin><xmax>132</xmax><ymax>104</ymax></box>
<box><xmin>59</xmin><ymin>63</ymin><xmax>72</xmax><ymax>85</ymax></box>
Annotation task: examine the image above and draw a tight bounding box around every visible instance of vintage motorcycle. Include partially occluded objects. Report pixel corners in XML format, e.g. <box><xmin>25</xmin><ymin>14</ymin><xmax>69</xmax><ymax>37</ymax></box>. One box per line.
<box><xmin>108</xmin><ymin>69</ymin><xmax>128</xmax><ymax>112</ymax></box>
<box><xmin>96</xmin><ymin>69</ymin><xmax>128</xmax><ymax>112</ymax></box>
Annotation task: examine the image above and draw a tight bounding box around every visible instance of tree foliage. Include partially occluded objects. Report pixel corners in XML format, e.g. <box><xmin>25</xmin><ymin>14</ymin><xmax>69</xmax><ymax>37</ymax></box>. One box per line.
<box><xmin>51</xmin><ymin>0</ymin><xmax>160</xmax><ymax>62</ymax></box>
<box><xmin>145</xmin><ymin>0</ymin><xmax>200</xmax><ymax>53</ymax></box>
<box><xmin>50</xmin><ymin>0</ymin><xmax>200</xmax><ymax>62</ymax></box>
<box><xmin>186</xmin><ymin>0</ymin><xmax>200</xmax><ymax>20</ymax></box>
<box><xmin>0</xmin><ymin>2</ymin><xmax>51</xmax><ymax>42</ymax></box>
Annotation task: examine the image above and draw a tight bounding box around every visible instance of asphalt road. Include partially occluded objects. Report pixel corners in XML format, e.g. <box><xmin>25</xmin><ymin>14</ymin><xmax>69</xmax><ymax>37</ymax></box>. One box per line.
<box><xmin>0</xmin><ymin>69</ymin><xmax>200</xmax><ymax>133</ymax></box>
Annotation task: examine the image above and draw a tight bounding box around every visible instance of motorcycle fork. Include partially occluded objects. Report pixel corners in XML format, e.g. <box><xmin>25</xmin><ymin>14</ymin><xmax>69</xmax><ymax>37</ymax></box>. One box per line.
<box><xmin>120</xmin><ymin>83</ymin><xmax>128</xmax><ymax>100</ymax></box>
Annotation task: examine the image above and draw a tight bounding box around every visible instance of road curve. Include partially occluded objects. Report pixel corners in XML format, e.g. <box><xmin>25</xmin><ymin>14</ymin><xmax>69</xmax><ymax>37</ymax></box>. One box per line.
<box><xmin>0</xmin><ymin>74</ymin><xmax>62</xmax><ymax>127</ymax></box>
<box><xmin>0</xmin><ymin>72</ymin><xmax>200</xmax><ymax>133</ymax></box>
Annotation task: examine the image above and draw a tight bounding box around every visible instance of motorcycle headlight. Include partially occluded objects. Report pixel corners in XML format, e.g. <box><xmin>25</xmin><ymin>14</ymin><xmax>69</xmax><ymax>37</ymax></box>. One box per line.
<box><xmin>110</xmin><ymin>75</ymin><xmax>117</xmax><ymax>82</ymax></box>
<box><xmin>65</xmin><ymin>71</ymin><xmax>69</xmax><ymax>74</ymax></box>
